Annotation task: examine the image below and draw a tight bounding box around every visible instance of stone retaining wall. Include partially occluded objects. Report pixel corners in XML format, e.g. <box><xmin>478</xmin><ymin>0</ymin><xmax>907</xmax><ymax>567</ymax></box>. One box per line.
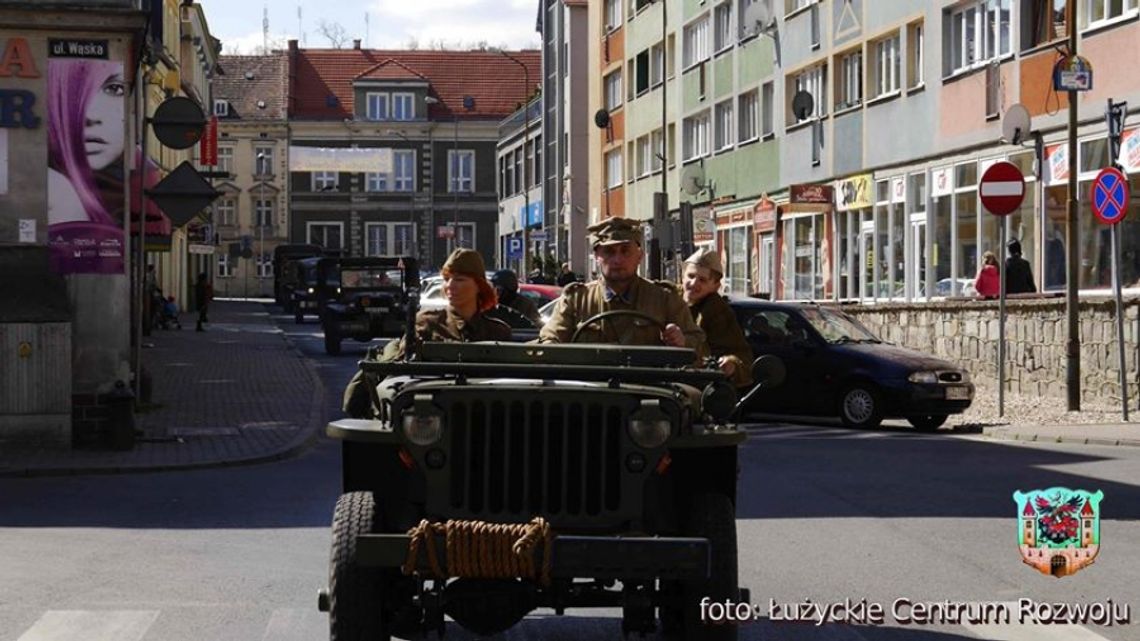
<box><xmin>841</xmin><ymin>297</ymin><xmax>1140</xmax><ymax>405</ymax></box>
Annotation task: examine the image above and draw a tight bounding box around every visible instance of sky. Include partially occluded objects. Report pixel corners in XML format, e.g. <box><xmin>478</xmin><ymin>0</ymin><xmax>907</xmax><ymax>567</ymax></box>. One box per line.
<box><xmin>196</xmin><ymin>0</ymin><xmax>542</xmax><ymax>54</ymax></box>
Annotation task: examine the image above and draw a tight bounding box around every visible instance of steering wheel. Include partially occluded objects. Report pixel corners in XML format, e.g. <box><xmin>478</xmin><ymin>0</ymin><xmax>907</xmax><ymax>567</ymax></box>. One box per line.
<box><xmin>571</xmin><ymin>309</ymin><xmax>666</xmax><ymax>344</ymax></box>
<box><xmin>486</xmin><ymin>303</ymin><xmax>539</xmax><ymax>330</ymax></box>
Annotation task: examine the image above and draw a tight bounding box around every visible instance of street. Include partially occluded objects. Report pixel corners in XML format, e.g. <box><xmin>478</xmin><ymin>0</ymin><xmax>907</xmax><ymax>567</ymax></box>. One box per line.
<box><xmin>1</xmin><ymin>306</ymin><xmax>1138</xmax><ymax>641</ymax></box>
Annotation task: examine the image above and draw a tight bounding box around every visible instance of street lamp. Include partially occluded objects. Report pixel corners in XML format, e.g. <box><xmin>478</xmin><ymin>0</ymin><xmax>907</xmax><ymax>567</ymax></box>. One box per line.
<box><xmin>499</xmin><ymin>49</ymin><xmax>532</xmax><ymax>279</ymax></box>
<box><xmin>256</xmin><ymin>151</ymin><xmax>267</xmax><ymax>299</ymax></box>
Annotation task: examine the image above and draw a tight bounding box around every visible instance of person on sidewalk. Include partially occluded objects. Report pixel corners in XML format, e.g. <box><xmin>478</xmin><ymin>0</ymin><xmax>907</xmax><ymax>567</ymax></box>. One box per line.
<box><xmin>343</xmin><ymin>248</ymin><xmax>511</xmax><ymax>418</ymax></box>
<box><xmin>556</xmin><ymin>262</ymin><xmax>578</xmax><ymax>287</ymax></box>
<box><xmin>681</xmin><ymin>248</ymin><xmax>753</xmax><ymax>388</ymax></box>
<box><xmin>194</xmin><ymin>272</ymin><xmax>213</xmax><ymax>332</ymax></box>
<box><xmin>1005</xmin><ymin>239</ymin><xmax>1036</xmax><ymax>294</ymax></box>
<box><xmin>974</xmin><ymin>251</ymin><xmax>1000</xmax><ymax>299</ymax></box>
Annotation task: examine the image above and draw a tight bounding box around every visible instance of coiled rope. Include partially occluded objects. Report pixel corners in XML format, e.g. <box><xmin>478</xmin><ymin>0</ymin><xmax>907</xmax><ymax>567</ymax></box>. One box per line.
<box><xmin>402</xmin><ymin>517</ymin><xmax>554</xmax><ymax>586</ymax></box>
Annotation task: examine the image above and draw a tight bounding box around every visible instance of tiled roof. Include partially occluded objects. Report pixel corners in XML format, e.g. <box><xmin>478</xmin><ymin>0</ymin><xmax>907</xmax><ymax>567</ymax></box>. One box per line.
<box><xmin>290</xmin><ymin>47</ymin><xmax>541</xmax><ymax>121</ymax></box>
<box><xmin>214</xmin><ymin>53</ymin><xmax>289</xmax><ymax>121</ymax></box>
<box><xmin>356</xmin><ymin>59</ymin><xmax>428</xmax><ymax>82</ymax></box>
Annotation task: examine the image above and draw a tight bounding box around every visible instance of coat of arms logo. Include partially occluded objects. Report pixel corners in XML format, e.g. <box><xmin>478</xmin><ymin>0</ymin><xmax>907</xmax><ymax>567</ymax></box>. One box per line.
<box><xmin>1012</xmin><ymin>488</ymin><xmax>1103</xmax><ymax>578</ymax></box>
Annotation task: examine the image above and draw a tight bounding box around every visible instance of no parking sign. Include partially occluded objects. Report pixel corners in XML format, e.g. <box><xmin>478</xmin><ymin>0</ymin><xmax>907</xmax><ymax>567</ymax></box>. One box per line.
<box><xmin>1091</xmin><ymin>167</ymin><xmax>1130</xmax><ymax>225</ymax></box>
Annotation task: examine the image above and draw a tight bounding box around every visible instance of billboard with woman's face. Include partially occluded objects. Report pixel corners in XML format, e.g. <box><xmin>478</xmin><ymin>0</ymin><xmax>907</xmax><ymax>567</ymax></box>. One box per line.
<box><xmin>46</xmin><ymin>58</ymin><xmax>126</xmax><ymax>274</ymax></box>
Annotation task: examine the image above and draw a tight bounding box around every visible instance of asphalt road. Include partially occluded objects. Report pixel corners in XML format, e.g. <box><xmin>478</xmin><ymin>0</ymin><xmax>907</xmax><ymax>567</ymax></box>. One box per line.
<box><xmin>0</xmin><ymin>307</ymin><xmax>1137</xmax><ymax>641</ymax></box>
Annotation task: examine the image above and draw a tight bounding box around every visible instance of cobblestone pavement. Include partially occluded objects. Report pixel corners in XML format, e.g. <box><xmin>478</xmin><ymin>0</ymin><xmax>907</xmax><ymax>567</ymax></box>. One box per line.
<box><xmin>0</xmin><ymin>301</ymin><xmax>325</xmax><ymax>477</ymax></box>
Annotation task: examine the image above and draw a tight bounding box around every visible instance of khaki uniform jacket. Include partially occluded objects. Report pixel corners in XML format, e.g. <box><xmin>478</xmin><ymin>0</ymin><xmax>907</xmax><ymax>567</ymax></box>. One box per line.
<box><xmin>503</xmin><ymin>292</ymin><xmax>542</xmax><ymax>326</ymax></box>
<box><xmin>342</xmin><ymin>308</ymin><xmax>511</xmax><ymax>417</ymax></box>
<box><xmin>690</xmin><ymin>294</ymin><xmax>753</xmax><ymax>388</ymax></box>
<box><xmin>538</xmin><ymin>276</ymin><xmax>707</xmax><ymax>356</ymax></box>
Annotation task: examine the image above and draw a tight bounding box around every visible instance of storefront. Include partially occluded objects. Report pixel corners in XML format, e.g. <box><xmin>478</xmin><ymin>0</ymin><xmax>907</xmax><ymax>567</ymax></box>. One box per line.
<box><xmin>776</xmin><ymin>184</ymin><xmax>833</xmax><ymax>300</ymax></box>
<box><xmin>712</xmin><ymin>200</ymin><xmax>754</xmax><ymax>295</ymax></box>
<box><xmin>833</xmin><ymin>173</ymin><xmax>875</xmax><ymax>300</ymax></box>
<box><xmin>752</xmin><ymin>196</ymin><xmax>777</xmax><ymax>297</ymax></box>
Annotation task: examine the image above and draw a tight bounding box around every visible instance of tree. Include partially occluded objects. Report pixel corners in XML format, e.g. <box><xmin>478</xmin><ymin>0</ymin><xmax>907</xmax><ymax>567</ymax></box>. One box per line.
<box><xmin>317</xmin><ymin>20</ymin><xmax>351</xmax><ymax>49</ymax></box>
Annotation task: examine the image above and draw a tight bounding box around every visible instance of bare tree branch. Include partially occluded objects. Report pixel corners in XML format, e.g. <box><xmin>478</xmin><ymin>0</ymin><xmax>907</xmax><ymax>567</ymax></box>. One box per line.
<box><xmin>317</xmin><ymin>19</ymin><xmax>351</xmax><ymax>49</ymax></box>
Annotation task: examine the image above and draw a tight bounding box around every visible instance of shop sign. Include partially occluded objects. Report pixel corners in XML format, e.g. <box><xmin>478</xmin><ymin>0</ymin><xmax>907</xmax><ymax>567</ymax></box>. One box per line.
<box><xmin>932</xmin><ymin>167</ymin><xmax>953</xmax><ymax>197</ymax></box>
<box><xmin>1046</xmin><ymin>143</ymin><xmax>1069</xmax><ymax>185</ymax></box>
<box><xmin>790</xmin><ymin>183</ymin><xmax>833</xmax><ymax>204</ymax></box>
<box><xmin>1052</xmin><ymin>55</ymin><xmax>1092</xmax><ymax>92</ymax></box>
<box><xmin>835</xmin><ymin>173</ymin><xmax>872</xmax><ymax>211</ymax></box>
<box><xmin>693</xmin><ymin>207</ymin><xmax>715</xmax><ymax>242</ymax></box>
<box><xmin>1119</xmin><ymin>128</ymin><xmax>1140</xmax><ymax>173</ymax></box>
<box><xmin>753</xmin><ymin>197</ymin><xmax>777</xmax><ymax>231</ymax></box>
<box><xmin>890</xmin><ymin>176</ymin><xmax>906</xmax><ymax>204</ymax></box>
<box><xmin>0</xmin><ymin>38</ymin><xmax>42</xmax><ymax>130</ymax></box>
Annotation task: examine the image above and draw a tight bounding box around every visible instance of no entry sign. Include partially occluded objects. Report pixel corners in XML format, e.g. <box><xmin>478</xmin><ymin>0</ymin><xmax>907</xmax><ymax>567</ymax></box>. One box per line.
<box><xmin>980</xmin><ymin>161</ymin><xmax>1026</xmax><ymax>216</ymax></box>
<box><xmin>1091</xmin><ymin>167</ymin><xmax>1130</xmax><ymax>225</ymax></box>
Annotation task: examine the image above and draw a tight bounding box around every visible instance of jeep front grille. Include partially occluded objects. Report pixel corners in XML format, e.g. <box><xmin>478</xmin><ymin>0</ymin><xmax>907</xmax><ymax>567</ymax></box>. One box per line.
<box><xmin>446</xmin><ymin>399</ymin><xmax>625</xmax><ymax>519</ymax></box>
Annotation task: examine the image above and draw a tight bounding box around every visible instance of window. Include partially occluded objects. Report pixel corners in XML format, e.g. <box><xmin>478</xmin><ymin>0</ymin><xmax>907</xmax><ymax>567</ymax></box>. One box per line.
<box><xmin>714</xmin><ymin>100</ymin><xmax>735</xmax><ymax>151</ymax></box>
<box><xmin>605</xmin><ymin>0</ymin><xmax>622</xmax><ymax>30</ymax></box>
<box><xmin>449</xmin><ymin>150</ymin><xmax>474</xmax><ymax>192</ymax></box>
<box><xmin>683</xmin><ymin>14</ymin><xmax>710</xmax><ymax>68</ymax></box>
<box><xmin>254</xmin><ymin>147</ymin><xmax>274</xmax><ymax>176</ymax></box>
<box><xmin>738</xmin><ymin>89</ymin><xmax>759</xmax><ymax>143</ymax></box>
<box><xmin>810</xmin><ymin>2</ymin><xmax>821</xmax><ymax>47</ymax></box>
<box><xmin>454</xmin><ymin>223</ymin><xmax>476</xmax><ymax>250</ymax></box>
<box><xmin>254</xmin><ymin>199</ymin><xmax>273</xmax><ymax>227</ymax></box>
<box><xmin>313</xmin><ymin>171</ymin><xmax>338</xmax><ymax>191</ymax></box>
<box><xmin>836</xmin><ymin>49</ymin><xmax>863</xmax><ymax>109</ymax></box>
<box><xmin>213</xmin><ymin>99</ymin><xmax>228</xmax><ymax>116</ymax></box>
<box><xmin>651</xmin><ymin>129</ymin><xmax>665</xmax><ymax>171</ymax></box>
<box><xmin>636</xmin><ymin>136</ymin><xmax>651</xmax><ymax>177</ymax></box>
<box><xmin>604</xmin><ymin>70</ymin><xmax>623</xmax><ymax>110</ymax></box>
<box><xmin>394</xmin><ymin>150</ymin><xmax>415</xmax><ymax>192</ymax></box>
<box><xmin>908</xmin><ymin>21</ymin><xmax>925</xmax><ymax>87</ymax></box>
<box><xmin>714</xmin><ymin>3</ymin><xmax>734</xmax><ymax>52</ymax></box>
<box><xmin>683</xmin><ymin>111</ymin><xmax>710</xmax><ymax>161</ymax></box>
<box><xmin>1085</xmin><ymin>0</ymin><xmax>1136</xmax><ymax>28</ymax></box>
<box><xmin>761</xmin><ymin>81</ymin><xmax>774</xmax><ymax>136</ymax></box>
<box><xmin>650</xmin><ymin>42</ymin><xmax>665</xmax><ymax>86</ymax></box>
<box><xmin>215</xmin><ymin>198</ymin><xmax>236</xmax><ymax>226</ymax></box>
<box><xmin>217</xmin><ymin>254</ymin><xmax>233</xmax><ymax>278</ymax></box>
<box><xmin>738</xmin><ymin>0</ymin><xmax>763</xmax><ymax>40</ymax></box>
<box><xmin>634</xmin><ymin>50</ymin><xmax>650</xmax><ymax>95</ymax></box>
<box><xmin>217</xmin><ymin>146</ymin><xmax>233</xmax><ymax>175</ymax></box>
<box><xmin>307</xmin><ymin>222</ymin><xmax>343</xmax><ymax>250</ymax></box>
<box><xmin>786</xmin><ymin>0</ymin><xmax>817</xmax><ymax>12</ymax></box>
<box><xmin>257</xmin><ymin>253</ymin><xmax>272</xmax><ymax>279</ymax></box>
<box><xmin>392</xmin><ymin>93</ymin><xmax>415</xmax><ymax>121</ymax></box>
<box><xmin>606</xmin><ymin>149</ymin><xmax>623</xmax><ymax>188</ymax></box>
<box><xmin>366</xmin><ymin>92</ymin><xmax>389</xmax><ymax>120</ymax></box>
<box><xmin>947</xmin><ymin>0</ymin><xmax>1011</xmax><ymax>74</ymax></box>
<box><xmin>792</xmin><ymin>65</ymin><xmax>826</xmax><ymax>122</ymax></box>
<box><xmin>365</xmin><ymin>223</ymin><xmax>416</xmax><ymax>257</ymax></box>
<box><xmin>1022</xmin><ymin>0</ymin><xmax>1067</xmax><ymax>49</ymax></box>
<box><xmin>366</xmin><ymin>172</ymin><xmax>388</xmax><ymax>192</ymax></box>
<box><xmin>872</xmin><ymin>35</ymin><xmax>900</xmax><ymax>97</ymax></box>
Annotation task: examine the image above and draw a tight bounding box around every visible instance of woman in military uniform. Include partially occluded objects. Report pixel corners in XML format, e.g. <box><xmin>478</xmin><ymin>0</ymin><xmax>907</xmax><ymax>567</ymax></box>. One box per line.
<box><xmin>343</xmin><ymin>248</ymin><xmax>511</xmax><ymax>417</ymax></box>
<box><xmin>681</xmin><ymin>248</ymin><xmax>753</xmax><ymax>388</ymax></box>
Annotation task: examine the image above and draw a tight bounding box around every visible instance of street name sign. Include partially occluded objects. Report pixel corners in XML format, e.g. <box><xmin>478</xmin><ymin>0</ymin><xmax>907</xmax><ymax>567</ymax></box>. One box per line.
<box><xmin>979</xmin><ymin>161</ymin><xmax>1026</xmax><ymax>216</ymax></box>
<box><xmin>1091</xmin><ymin>167</ymin><xmax>1130</xmax><ymax>225</ymax></box>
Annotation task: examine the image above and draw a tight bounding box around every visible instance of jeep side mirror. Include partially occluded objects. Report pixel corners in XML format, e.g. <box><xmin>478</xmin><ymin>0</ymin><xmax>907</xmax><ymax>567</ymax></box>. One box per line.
<box><xmin>730</xmin><ymin>355</ymin><xmax>786</xmax><ymax>420</ymax></box>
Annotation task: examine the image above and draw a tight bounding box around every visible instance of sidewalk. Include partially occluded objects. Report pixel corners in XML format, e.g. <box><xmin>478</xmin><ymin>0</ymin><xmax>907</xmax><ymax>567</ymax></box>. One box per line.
<box><xmin>0</xmin><ymin>301</ymin><xmax>325</xmax><ymax>477</ymax></box>
<box><xmin>980</xmin><ymin>423</ymin><xmax>1140</xmax><ymax>447</ymax></box>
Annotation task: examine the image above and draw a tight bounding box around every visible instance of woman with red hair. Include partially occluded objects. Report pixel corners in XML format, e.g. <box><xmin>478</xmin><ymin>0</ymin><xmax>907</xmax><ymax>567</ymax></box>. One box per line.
<box><xmin>342</xmin><ymin>249</ymin><xmax>511</xmax><ymax>417</ymax></box>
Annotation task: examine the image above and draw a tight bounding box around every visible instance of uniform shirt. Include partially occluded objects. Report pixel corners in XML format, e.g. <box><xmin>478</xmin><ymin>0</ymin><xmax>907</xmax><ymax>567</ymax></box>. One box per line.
<box><xmin>689</xmin><ymin>293</ymin><xmax>753</xmax><ymax>388</ymax></box>
<box><xmin>502</xmin><ymin>292</ymin><xmax>542</xmax><ymax>326</ymax></box>
<box><xmin>538</xmin><ymin>276</ymin><xmax>707</xmax><ymax>356</ymax></box>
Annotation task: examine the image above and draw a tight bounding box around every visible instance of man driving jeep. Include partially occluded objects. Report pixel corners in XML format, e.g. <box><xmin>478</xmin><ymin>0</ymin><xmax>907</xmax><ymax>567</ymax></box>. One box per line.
<box><xmin>538</xmin><ymin>217</ymin><xmax>706</xmax><ymax>354</ymax></box>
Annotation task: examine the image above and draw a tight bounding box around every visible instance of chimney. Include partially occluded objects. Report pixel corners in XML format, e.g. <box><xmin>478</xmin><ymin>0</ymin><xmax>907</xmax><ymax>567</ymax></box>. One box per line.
<box><xmin>353</xmin><ymin>39</ymin><xmax>362</xmax><ymax>49</ymax></box>
<box><xmin>288</xmin><ymin>39</ymin><xmax>298</xmax><ymax>52</ymax></box>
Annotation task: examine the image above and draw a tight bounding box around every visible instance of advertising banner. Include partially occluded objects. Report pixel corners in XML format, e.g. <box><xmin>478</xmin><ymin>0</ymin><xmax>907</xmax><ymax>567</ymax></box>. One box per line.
<box><xmin>835</xmin><ymin>173</ymin><xmax>872</xmax><ymax>211</ymax></box>
<box><xmin>46</xmin><ymin>55</ymin><xmax>126</xmax><ymax>274</ymax></box>
<box><xmin>200</xmin><ymin>115</ymin><xmax>218</xmax><ymax>166</ymax></box>
<box><xmin>1046</xmin><ymin>143</ymin><xmax>1069</xmax><ymax>185</ymax></box>
<box><xmin>289</xmin><ymin>146</ymin><xmax>393</xmax><ymax>173</ymax></box>
<box><xmin>932</xmin><ymin>167</ymin><xmax>953</xmax><ymax>197</ymax></box>
<box><xmin>693</xmin><ymin>206</ymin><xmax>715</xmax><ymax>242</ymax></box>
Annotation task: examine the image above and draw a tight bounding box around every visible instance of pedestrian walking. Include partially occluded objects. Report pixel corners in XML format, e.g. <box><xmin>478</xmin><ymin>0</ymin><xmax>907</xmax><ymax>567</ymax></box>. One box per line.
<box><xmin>556</xmin><ymin>262</ymin><xmax>578</xmax><ymax>287</ymax></box>
<box><xmin>1005</xmin><ymin>239</ymin><xmax>1036</xmax><ymax>294</ymax></box>
<box><xmin>682</xmin><ymin>248</ymin><xmax>753</xmax><ymax>387</ymax></box>
<box><xmin>974</xmin><ymin>251</ymin><xmax>1000</xmax><ymax>298</ymax></box>
<box><xmin>194</xmin><ymin>272</ymin><xmax>212</xmax><ymax>332</ymax></box>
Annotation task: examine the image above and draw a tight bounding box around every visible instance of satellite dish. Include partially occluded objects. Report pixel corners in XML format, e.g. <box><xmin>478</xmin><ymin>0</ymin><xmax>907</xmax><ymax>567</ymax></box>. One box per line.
<box><xmin>791</xmin><ymin>90</ymin><xmax>815</xmax><ymax>120</ymax></box>
<box><xmin>594</xmin><ymin>109</ymin><xmax>611</xmax><ymax>129</ymax></box>
<box><xmin>681</xmin><ymin>164</ymin><xmax>707</xmax><ymax>196</ymax></box>
<box><xmin>742</xmin><ymin>0</ymin><xmax>775</xmax><ymax>36</ymax></box>
<box><xmin>1002</xmin><ymin>103</ymin><xmax>1032</xmax><ymax>145</ymax></box>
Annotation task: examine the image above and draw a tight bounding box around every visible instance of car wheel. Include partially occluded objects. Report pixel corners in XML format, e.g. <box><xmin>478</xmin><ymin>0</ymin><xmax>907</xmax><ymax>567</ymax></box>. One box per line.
<box><xmin>838</xmin><ymin>383</ymin><xmax>883</xmax><ymax>429</ymax></box>
<box><xmin>329</xmin><ymin>492</ymin><xmax>390</xmax><ymax>641</ymax></box>
<box><xmin>325</xmin><ymin>330</ymin><xmax>342</xmax><ymax>356</ymax></box>
<box><xmin>660</xmin><ymin>493</ymin><xmax>739</xmax><ymax>641</ymax></box>
<box><xmin>908</xmin><ymin>414</ymin><xmax>948</xmax><ymax>432</ymax></box>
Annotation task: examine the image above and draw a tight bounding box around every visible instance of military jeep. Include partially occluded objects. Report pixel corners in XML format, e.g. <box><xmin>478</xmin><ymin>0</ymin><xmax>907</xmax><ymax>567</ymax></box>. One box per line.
<box><xmin>319</xmin><ymin>304</ymin><xmax>785</xmax><ymax>639</ymax></box>
<box><xmin>321</xmin><ymin>257</ymin><xmax>415</xmax><ymax>355</ymax></box>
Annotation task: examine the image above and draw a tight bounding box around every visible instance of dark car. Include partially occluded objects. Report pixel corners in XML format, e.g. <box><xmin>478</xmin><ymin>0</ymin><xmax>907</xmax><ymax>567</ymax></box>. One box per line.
<box><xmin>290</xmin><ymin>257</ymin><xmax>339</xmax><ymax>324</ymax></box>
<box><xmin>321</xmin><ymin>257</ymin><xmax>414</xmax><ymax>355</ymax></box>
<box><xmin>729</xmin><ymin>298</ymin><xmax>974</xmax><ymax>431</ymax></box>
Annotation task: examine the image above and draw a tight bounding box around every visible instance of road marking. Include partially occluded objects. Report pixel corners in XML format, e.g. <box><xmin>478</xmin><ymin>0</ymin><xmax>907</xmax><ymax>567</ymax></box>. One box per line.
<box><xmin>16</xmin><ymin>610</ymin><xmax>159</xmax><ymax>641</ymax></box>
<box><xmin>261</xmin><ymin>608</ymin><xmax>322</xmax><ymax>641</ymax></box>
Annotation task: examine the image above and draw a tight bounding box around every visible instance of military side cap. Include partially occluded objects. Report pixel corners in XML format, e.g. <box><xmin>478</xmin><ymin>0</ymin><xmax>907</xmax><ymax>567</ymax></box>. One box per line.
<box><xmin>443</xmin><ymin>248</ymin><xmax>487</xmax><ymax>278</ymax></box>
<box><xmin>588</xmin><ymin>217</ymin><xmax>643</xmax><ymax>247</ymax></box>
<box><xmin>684</xmin><ymin>248</ymin><xmax>724</xmax><ymax>277</ymax></box>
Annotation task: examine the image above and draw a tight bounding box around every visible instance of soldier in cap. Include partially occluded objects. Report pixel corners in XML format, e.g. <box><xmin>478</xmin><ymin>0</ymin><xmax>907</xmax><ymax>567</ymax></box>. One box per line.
<box><xmin>539</xmin><ymin>217</ymin><xmax>706</xmax><ymax>354</ymax></box>
<box><xmin>343</xmin><ymin>248</ymin><xmax>511</xmax><ymax>418</ymax></box>
<box><xmin>491</xmin><ymin>269</ymin><xmax>542</xmax><ymax>326</ymax></box>
<box><xmin>682</xmin><ymin>248</ymin><xmax>753</xmax><ymax>387</ymax></box>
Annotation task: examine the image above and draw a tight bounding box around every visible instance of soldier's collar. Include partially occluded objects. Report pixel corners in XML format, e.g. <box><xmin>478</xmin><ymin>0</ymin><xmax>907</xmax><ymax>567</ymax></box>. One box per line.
<box><xmin>603</xmin><ymin>283</ymin><xmax>634</xmax><ymax>303</ymax></box>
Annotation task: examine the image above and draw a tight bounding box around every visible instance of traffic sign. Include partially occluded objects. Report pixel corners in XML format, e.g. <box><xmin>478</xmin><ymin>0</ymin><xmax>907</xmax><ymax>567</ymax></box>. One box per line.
<box><xmin>506</xmin><ymin>237</ymin><xmax>524</xmax><ymax>259</ymax></box>
<box><xmin>530</xmin><ymin>230</ymin><xmax>549</xmax><ymax>242</ymax></box>
<box><xmin>1091</xmin><ymin>167</ymin><xmax>1130</xmax><ymax>225</ymax></box>
<box><xmin>979</xmin><ymin>161</ymin><xmax>1026</xmax><ymax>216</ymax></box>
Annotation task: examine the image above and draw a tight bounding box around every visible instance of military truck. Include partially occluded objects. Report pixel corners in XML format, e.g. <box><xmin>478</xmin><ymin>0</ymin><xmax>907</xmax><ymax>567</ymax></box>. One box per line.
<box><xmin>273</xmin><ymin>243</ymin><xmax>324</xmax><ymax>308</ymax></box>
<box><xmin>320</xmin><ymin>256</ymin><xmax>414</xmax><ymax>355</ymax></box>
<box><xmin>290</xmin><ymin>257</ymin><xmax>339</xmax><ymax>324</ymax></box>
<box><xmin>319</xmin><ymin>288</ymin><xmax>786</xmax><ymax>639</ymax></box>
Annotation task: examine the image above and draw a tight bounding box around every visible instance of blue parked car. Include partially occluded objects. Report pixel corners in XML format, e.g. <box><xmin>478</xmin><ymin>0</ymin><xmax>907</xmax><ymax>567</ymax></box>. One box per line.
<box><xmin>729</xmin><ymin>297</ymin><xmax>974</xmax><ymax>431</ymax></box>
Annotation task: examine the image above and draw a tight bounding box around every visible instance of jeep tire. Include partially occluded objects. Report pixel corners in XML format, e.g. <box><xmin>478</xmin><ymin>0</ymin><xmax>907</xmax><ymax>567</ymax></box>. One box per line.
<box><xmin>329</xmin><ymin>492</ymin><xmax>390</xmax><ymax>641</ymax></box>
<box><xmin>661</xmin><ymin>492</ymin><xmax>739</xmax><ymax>641</ymax></box>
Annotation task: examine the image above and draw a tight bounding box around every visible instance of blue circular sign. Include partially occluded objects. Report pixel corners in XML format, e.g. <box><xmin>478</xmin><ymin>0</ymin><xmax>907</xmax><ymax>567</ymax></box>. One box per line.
<box><xmin>1091</xmin><ymin>167</ymin><xmax>1130</xmax><ymax>225</ymax></box>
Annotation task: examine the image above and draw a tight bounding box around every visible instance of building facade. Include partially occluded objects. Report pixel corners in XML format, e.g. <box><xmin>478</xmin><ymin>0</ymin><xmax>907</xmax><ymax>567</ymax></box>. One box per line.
<box><xmin>285</xmin><ymin>41</ymin><xmax>539</xmax><ymax>270</ymax></box>
<box><xmin>497</xmin><ymin>98</ymin><xmax>543</xmax><ymax>275</ymax></box>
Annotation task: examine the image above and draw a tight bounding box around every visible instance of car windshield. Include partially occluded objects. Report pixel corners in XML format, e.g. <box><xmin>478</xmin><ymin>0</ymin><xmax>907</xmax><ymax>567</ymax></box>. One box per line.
<box><xmin>799</xmin><ymin>307</ymin><xmax>882</xmax><ymax>344</ymax></box>
<box><xmin>340</xmin><ymin>269</ymin><xmax>401</xmax><ymax>289</ymax></box>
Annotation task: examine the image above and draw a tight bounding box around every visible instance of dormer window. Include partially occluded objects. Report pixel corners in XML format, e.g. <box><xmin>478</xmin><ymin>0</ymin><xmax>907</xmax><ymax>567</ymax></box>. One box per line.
<box><xmin>366</xmin><ymin>92</ymin><xmax>389</xmax><ymax>120</ymax></box>
<box><xmin>213</xmin><ymin>99</ymin><xmax>229</xmax><ymax>116</ymax></box>
<box><xmin>392</xmin><ymin>93</ymin><xmax>415</xmax><ymax>120</ymax></box>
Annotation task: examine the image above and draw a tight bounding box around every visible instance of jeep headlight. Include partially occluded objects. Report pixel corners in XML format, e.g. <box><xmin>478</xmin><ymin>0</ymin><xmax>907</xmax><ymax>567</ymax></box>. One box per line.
<box><xmin>628</xmin><ymin>400</ymin><xmax>672</xmax><ymax>449</ymax></box>
<box><xmin>403</xmin><ymin>414</ymin><xmax>443</xmax><ymax>446</ymax></box>
<box><xmin>908</xmin><ymin>371</ymin><xmax>938</xmax><ymax>384</ymax></box>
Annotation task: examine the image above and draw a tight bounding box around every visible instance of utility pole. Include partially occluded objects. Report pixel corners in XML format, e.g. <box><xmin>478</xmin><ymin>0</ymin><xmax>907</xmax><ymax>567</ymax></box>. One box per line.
<box><xmin>1065</xmin><ymin>0</ymin><xmax>1080</xmax><ymax>411</ymax></box>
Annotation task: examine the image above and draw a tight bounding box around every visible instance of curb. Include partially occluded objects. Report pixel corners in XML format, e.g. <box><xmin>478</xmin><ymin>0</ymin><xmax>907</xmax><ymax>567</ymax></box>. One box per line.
<box><xmin>981</xmin><ymin>428</ymin><xmax>1140</xmax><ymax>448</ymax></box>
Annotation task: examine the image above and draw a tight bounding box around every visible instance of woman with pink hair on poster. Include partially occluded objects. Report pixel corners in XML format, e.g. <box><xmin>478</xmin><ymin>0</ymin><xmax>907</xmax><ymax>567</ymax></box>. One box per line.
<box><xmin>47</xmin><ymin>58</ymin><xmax>127</xmax><ymax>273</ymax></box>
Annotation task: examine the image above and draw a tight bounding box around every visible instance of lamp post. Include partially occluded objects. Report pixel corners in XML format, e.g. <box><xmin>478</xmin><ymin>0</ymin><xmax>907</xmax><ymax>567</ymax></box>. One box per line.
<box><xmin>499</xmin><ymin>50</ymin><xmax>532</xmax><ymax>279</ymax></box>
<box><xmin>256</xmin><ymin>151</ymin><xmax>267</xmax><ymax>299</ymax></box>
